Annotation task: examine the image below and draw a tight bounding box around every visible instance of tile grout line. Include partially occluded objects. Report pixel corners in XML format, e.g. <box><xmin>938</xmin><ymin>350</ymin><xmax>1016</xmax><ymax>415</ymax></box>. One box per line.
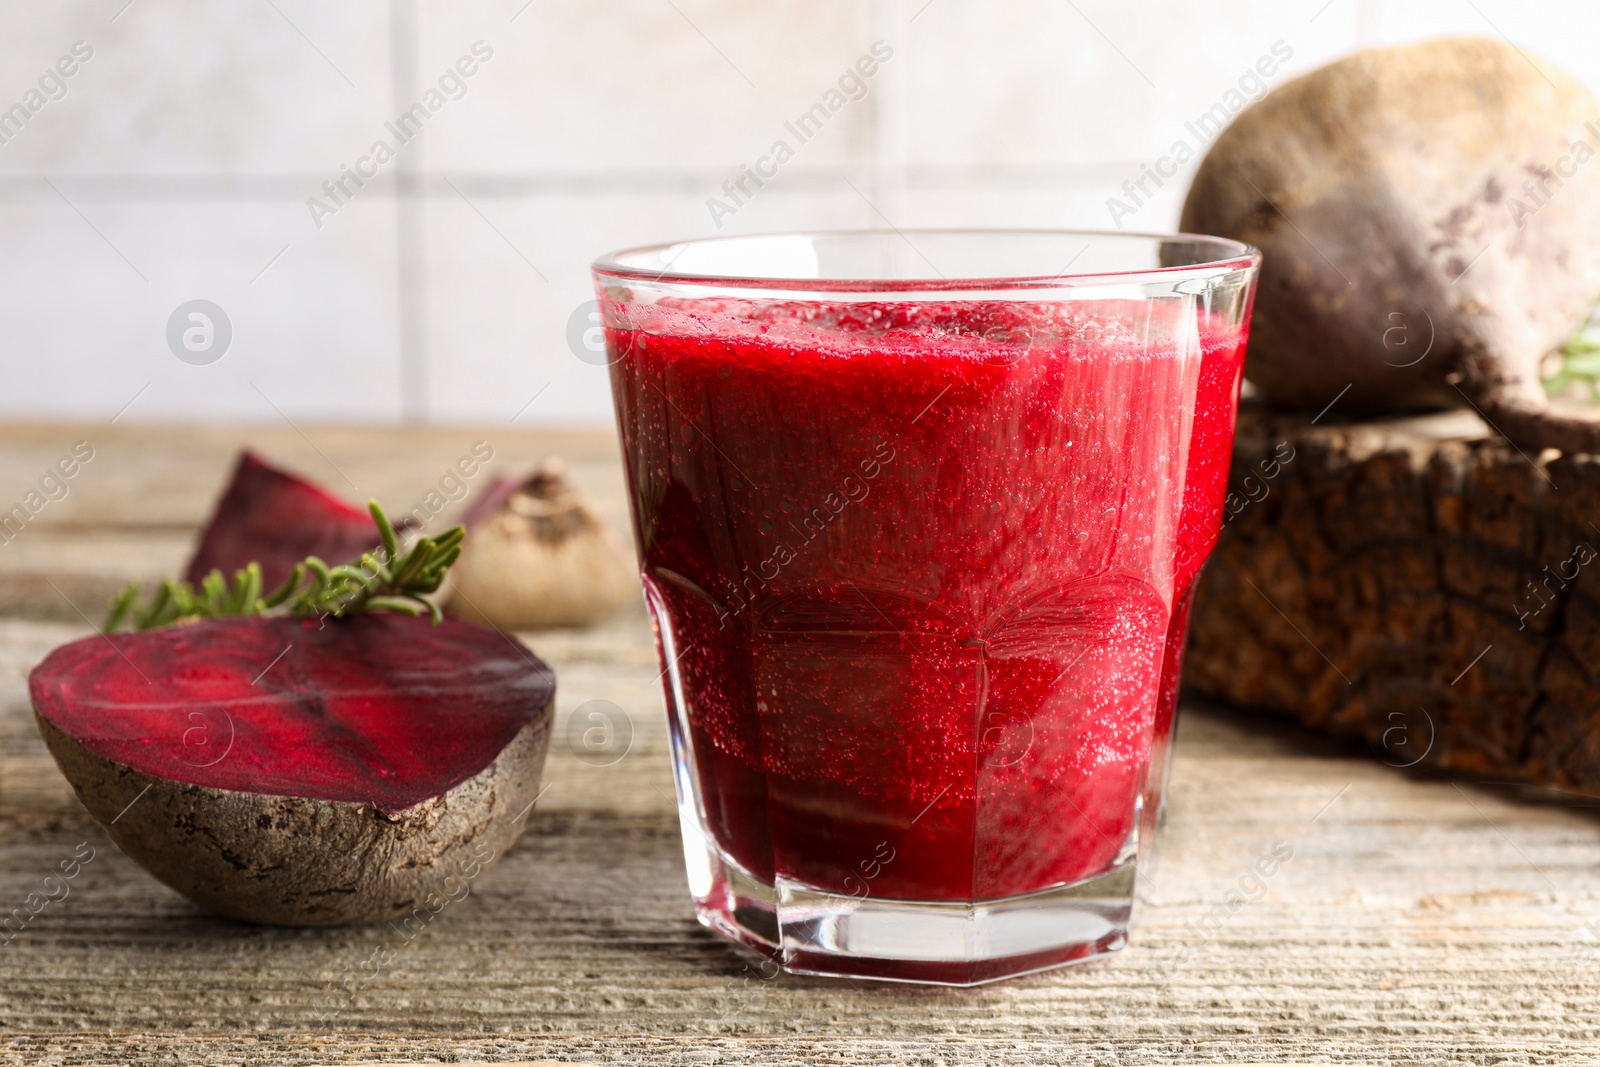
<box><xmin>391</xmin><ymin>0</ymin><xmax>430</xmax><ymax>425</ymax></box>
<box><xmin>0</xmin><ymin>164</ymin><xmax>1186</xmax><ymax>202</ymax></box>
<box><xmin>869</xmin><ymin>0</ymin><xmax>909</xmax><ymax>225</ymax></box>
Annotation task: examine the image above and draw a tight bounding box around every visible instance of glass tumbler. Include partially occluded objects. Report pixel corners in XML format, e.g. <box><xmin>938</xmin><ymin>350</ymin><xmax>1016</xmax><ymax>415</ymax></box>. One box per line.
<box><xmin>593</xmin><ymin>231</ymin><xmax>1259</xmax><ymax>985</ymax></box>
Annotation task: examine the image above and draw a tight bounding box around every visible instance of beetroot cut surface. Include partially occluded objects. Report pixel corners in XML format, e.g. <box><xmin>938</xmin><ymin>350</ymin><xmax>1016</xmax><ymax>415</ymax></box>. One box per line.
<box><xmin>29</xmin><ymin>614</ymin><xmax>554</xmax><ymax>814</ymax></box>
<box><xmin>185</xmin><ymin>451</ymin><xmax>379</xmax><ymax>589</ymax></box>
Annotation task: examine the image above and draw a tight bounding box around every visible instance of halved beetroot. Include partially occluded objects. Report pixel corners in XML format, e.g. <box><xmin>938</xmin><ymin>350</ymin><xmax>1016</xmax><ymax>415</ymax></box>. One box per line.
<box><xmin>30</xmin><ymin>613</ymin><xmax>554</xmax><ymax>926</ymax></box>
<box><xmin>186</xmin><ymin>451</ymin><xmax>380</xmax><ymax>589</ymax></box>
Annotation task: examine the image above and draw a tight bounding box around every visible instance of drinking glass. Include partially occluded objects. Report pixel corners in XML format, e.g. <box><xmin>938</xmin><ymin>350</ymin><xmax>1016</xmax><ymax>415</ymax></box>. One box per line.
<box><xmin>592</xmin><ymin>231</ymin><xmax>1259</xmax><ymax>985</ymax></box>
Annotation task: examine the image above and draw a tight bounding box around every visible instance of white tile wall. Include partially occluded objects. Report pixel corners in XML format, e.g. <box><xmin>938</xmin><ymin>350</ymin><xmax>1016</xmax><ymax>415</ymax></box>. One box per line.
<box><xmin>0</xmin><ymin>2</ymin><xmax>393</xmax><ymax>176</ymax></box>
<box><xmin>0</xmin><ymin>0</ymin><xmax>1595</xmax><ymax>427</ymax></box>
<box><xmin>419</xmin><ymin>0</ymin><xmax>877</xmax><ymax>175</ymax></box>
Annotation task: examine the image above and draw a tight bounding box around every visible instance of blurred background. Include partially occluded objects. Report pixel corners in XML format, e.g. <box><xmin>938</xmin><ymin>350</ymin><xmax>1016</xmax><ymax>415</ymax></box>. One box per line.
<box><xmin>1</xmin><ymin>0</ymin><xmax>1597</xmax><ymax>428</ymax></box>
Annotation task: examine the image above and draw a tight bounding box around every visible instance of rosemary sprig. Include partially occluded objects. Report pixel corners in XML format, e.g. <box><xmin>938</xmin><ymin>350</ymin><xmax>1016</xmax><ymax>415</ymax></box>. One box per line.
<box><xmin>104</xmin><ymin>501</ymin><xmax>465</xmax><ymax>633</ymax></box>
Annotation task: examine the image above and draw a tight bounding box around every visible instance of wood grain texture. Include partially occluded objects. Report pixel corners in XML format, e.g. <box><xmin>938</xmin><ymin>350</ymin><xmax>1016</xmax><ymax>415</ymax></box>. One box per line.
<box><xmin>0</xmin><ymin>424</ymin><xmax>1598</xmax><ymax>1065</ymax></box>
<box><xmin>1189</xmin><ymin>404</ymin><xmax>1600</xmax><ymax>795</ymax></box>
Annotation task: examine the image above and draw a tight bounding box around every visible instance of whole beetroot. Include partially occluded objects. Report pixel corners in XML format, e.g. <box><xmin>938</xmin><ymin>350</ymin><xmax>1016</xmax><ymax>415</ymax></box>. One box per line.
<box><xmin>1181</xmin><ymin>36</ymin><xmax>1600</xmax><ymax>452</ymax></box>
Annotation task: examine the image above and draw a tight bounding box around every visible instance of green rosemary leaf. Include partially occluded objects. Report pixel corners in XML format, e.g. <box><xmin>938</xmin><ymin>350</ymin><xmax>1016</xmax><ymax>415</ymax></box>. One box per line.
<box><xmin>388</xmin><ymin>540</ymin><xmax>432</xmax><ymax>588</ymax></box>
<box><xmin>429</xmin><ymin>528</ymin><xmax>460</xmax><ymax>551</ymax></box>
<box><xmin>103</xmin><ymin>584</ymin><xmax>140</xmax><ymax>633</ymax></box>
<box><xmin>233</xmin><ymin>563</ymin><xmax>262</xmax><ymax>615</ymax></box>
<box><xmin>141</xmin><ymin>581</ymin><xmax>175</xmax><ymax>630</ymax></box>
<box><xmin>200</xmin><ymin>571</ymin><xmax>228</xmax><ymax>617</ymax></box>
<box><xmin>261</xmin><ymin>562</ymin><xmax>305</xmax><ymax>609</ymax></box>
<box><xmin>371</xmin><ymin>499</ymin><xmax>400</xmax><ymax>562</ymax></box>
<box><xmin>363</xmin><ymin>595</ymin><xmax>424</xmax><ymax>617</ymax></box>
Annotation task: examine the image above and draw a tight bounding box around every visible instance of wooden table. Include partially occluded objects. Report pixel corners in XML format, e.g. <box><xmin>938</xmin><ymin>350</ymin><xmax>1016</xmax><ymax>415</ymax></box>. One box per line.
<box><xmin>1</xmin><ymin>424</ymin><xmax>1597</xmax><ymax>1065</ymax></box>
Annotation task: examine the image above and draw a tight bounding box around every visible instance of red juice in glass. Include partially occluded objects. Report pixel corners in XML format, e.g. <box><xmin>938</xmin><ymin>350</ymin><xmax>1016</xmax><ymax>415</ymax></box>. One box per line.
<box><xmin>1141</xmin><ymin>320</ymin><xmax>1252</xmax><ymax>873</ymax></box>
<box><xmin>595</xmin><ymin>232</ymin><xmax>1258</xmax><ymax>985</ymax></box>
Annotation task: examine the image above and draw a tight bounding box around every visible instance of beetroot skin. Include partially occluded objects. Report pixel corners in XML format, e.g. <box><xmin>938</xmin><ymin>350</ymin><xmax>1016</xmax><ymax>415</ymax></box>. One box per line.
<box><xmin>29</xmin><ymin>614</ymin><xmax>556</xmax><ymax>925</ymax></box>
<box><xmin>186</xmin><ymin>451</ymin><xmax>380</xmax><ymax>589</ymax></box>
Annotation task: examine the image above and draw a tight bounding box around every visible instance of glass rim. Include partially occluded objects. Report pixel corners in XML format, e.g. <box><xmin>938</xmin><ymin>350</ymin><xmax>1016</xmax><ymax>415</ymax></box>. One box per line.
<box><xmin>592</xmin><ymin>228</ymin><xmax>1261</xmax><ymax>294</ymax></box>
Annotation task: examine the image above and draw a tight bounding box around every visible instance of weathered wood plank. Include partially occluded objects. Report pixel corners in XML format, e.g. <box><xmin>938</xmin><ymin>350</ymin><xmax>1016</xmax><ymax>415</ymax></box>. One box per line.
<box><xmin>0</xmin><ymin>425</ymin><xmax>1597</xmax><ymax>1065</ymax></box>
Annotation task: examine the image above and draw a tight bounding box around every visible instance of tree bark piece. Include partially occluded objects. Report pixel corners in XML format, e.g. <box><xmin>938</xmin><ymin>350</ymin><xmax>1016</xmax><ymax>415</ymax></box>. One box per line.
<box><xmin>1189</xmin><ymin>403</ymin><xmax>1600</xmax><ymax>793</ymax></box>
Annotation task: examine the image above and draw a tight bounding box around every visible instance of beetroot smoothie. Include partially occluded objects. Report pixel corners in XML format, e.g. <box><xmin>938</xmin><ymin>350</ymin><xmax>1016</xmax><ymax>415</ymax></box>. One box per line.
<box><xmin>608</xmin><ymin>297</ymin><xmax>1246</xmax><ymax>903</ymax></box>
<box><xmin>596</xmin><ymin>230</ymin><xmax>1259</xmax><ymax>984</ymax></box>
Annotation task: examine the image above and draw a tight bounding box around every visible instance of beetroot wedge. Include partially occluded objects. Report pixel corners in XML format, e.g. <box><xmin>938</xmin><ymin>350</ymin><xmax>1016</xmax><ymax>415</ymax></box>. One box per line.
<box><xmin>186</xmin><ymin>451</ymin><xmax>380</xmax><ymax>589</ymax></box>
<box><xmin>30</xmin><ymin>613</ymin><xmax>554</xmax><ymax>926</ymax></box>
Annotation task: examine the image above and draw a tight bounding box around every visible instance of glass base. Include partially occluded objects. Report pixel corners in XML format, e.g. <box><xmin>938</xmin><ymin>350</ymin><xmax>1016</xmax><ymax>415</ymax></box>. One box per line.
<box><xmin>685</xmin><ymin>823</ymin><xmax>1134</xmax><ymax>986</ymax></box>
